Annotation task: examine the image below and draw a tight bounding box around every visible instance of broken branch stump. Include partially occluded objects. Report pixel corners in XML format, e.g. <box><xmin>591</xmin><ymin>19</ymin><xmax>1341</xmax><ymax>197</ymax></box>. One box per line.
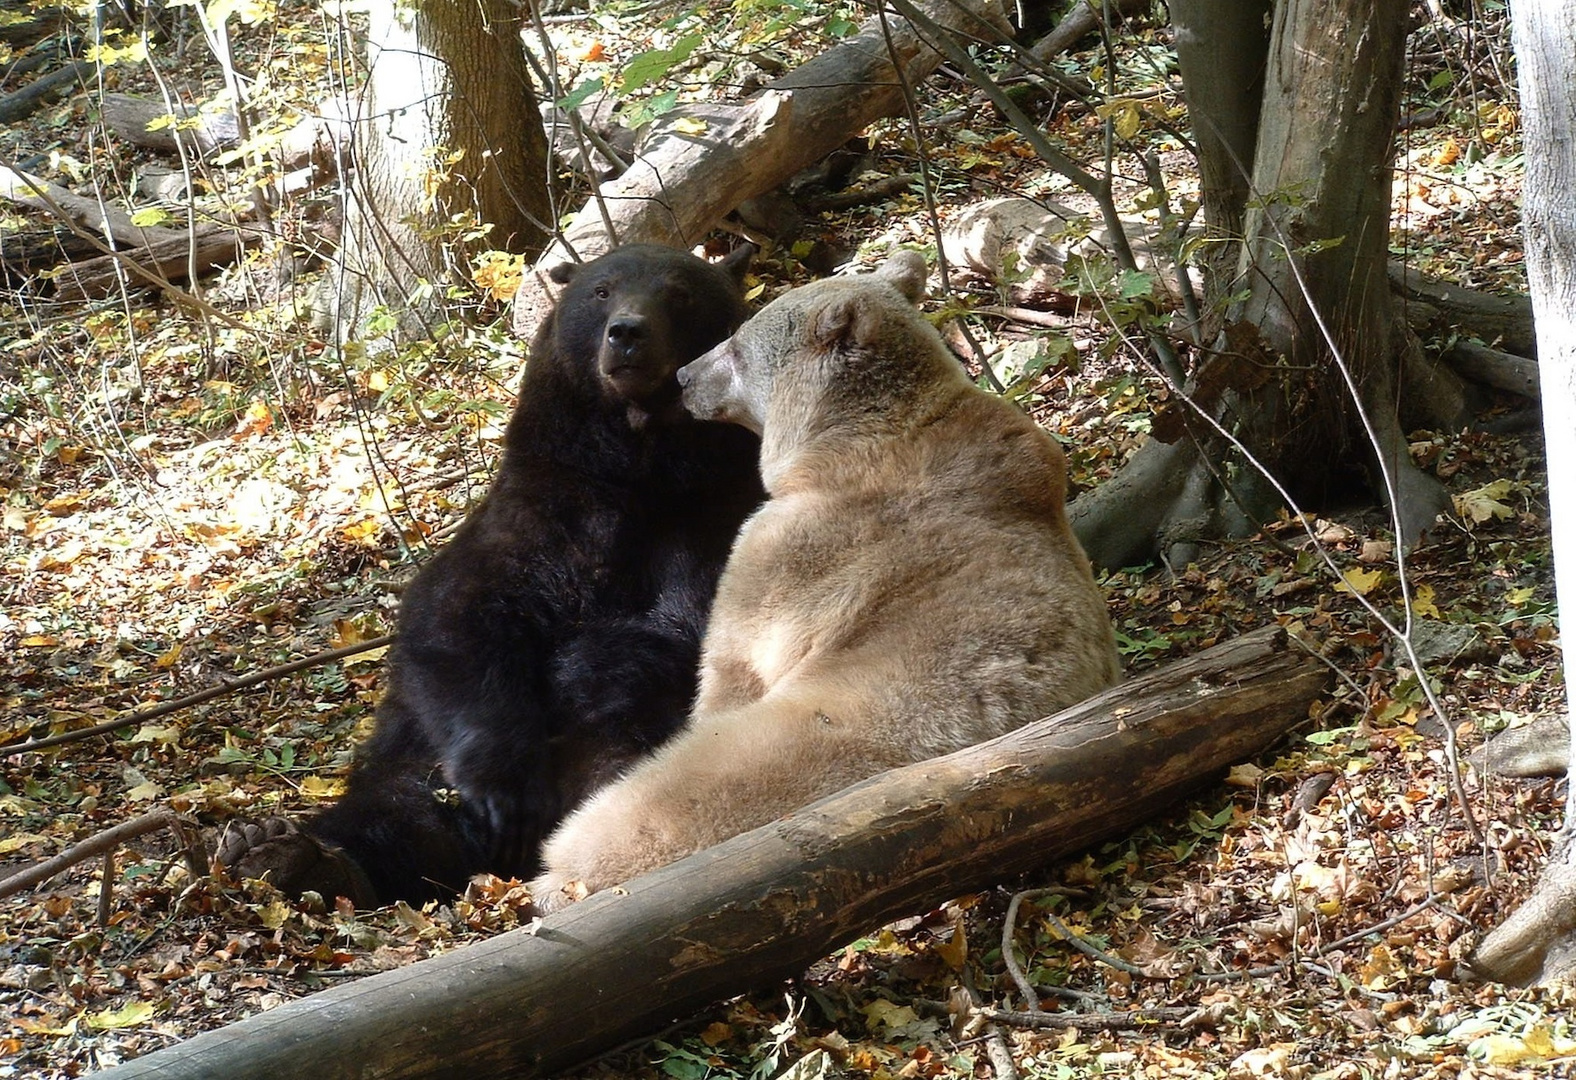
<box><xmin>92</xmin><ymin>625</ymin><xmax>1325</xmax><ymax>1080</ymax></box>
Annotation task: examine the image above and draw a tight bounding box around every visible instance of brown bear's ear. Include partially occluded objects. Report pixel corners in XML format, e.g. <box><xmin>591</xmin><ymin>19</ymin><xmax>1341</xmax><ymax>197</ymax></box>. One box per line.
<box><xmin>810</xmin><ymin>295</ymin><xmax>881</xmax><ymax>350</ymax></box>
<box><xmin>874</xmin><ymin>250</ymin><xmax>926</xmax><ymax>303</ymax></box>
<box><xmin>548</xmin><ymin>262</ymin><xmax>579</xmax><ymax>285</ymax></box>
<box><xmin>718</xmin><ymin>242</ymin><xmax>757</xmax><ymax>284</ymax></box>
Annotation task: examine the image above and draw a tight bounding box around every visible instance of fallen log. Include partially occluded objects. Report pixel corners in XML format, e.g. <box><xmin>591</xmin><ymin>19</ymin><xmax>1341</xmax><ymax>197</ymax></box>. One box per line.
<box><xmin>51</xmin><ymin>225</ymin><xmax>250</xmax><ymax>299</ymax></box>
<box><xmin>1441</xmin><ymin>338</ymin><xmax>1540</xmax><ymax>399</ymax></box>
<box><xmin>0</xmin><ymin>164</ymin><xmax>189</xmax><ymax>249</ymax></box>
<box><xmin>1389</xmin><ymin>262</ymin><xmax>1537</xmax><ymax>358</ymax></box>
<box><xmin>92</xmin><ymin>625</ymin><xmax>1326</xmax><ymax>1080</ymax></box>
<box><xmin>0</xmin><ymin>165</ymin><xmax>252</xmax><ymax>296</ymax></box>
<box><xmin>101</xmin><ymin>93</ymin><xmax>242</xmax><ymax>157</ymax></box>
<box><xmin>0</xmin><ymin>60</ymin><xmax>91</xmax><ymax>124</ymax></box>
<box><xmin>512</xmin><ymin>0</ymin><xmax>1009</xmax><ymax>336</ymax></box>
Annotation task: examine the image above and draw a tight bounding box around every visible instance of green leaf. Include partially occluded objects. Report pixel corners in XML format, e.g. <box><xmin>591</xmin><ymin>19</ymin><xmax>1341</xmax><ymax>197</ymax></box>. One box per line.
<box><xmin>557</xmin><ymin>77</ymin><xmax>605</xmax><ymax>111</ymax></box>
<box><xmin>619</xmin><ymin>34</ymin><xmax>701</xmax><ymax>93</ymax></box>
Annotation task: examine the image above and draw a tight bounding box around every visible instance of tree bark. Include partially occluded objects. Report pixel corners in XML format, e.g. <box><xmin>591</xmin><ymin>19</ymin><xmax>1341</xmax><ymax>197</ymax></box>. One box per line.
<box><xmin>0</xmin><ymin>60</ymin><xmax>90</xmax><ymax>124</ymax></box>
<box><xmin>91</xmin><ymin>626</ymin><xmax>1324</xmax><ymax>1080</ymax></box>
<box><xmin>1467</xmin><ymin>0</ymin><xmax>1576</xmax><ymax>988</ymax></box>
<box><xmin>1169</xmin><ymin>0</ymin><xmax>1270</xmax><ymax>244</ymax></box>
<box><xmin>512</xmin><ymin>0</ymin><xmax>1008</xmax><ymax>336</ymax></box>
<box><xmin>322</xmin><ymin>0</ymin><xmax>553</xmax><ymax>340</ymax></box>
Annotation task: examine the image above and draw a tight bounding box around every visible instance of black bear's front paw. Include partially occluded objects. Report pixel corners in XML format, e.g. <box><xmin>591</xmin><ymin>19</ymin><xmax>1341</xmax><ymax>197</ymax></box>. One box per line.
<box><xmin>215</xmin><ymin>817</ymin><xmax>378</xmax><ymax>908</ymax></box>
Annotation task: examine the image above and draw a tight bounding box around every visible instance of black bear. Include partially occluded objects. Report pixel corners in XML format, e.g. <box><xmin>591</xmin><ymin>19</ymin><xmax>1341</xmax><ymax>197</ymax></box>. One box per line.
<box><xmin>217</xmin><ymin>244</ymin><xmax>763</xmax><ymax>906</ymax></box>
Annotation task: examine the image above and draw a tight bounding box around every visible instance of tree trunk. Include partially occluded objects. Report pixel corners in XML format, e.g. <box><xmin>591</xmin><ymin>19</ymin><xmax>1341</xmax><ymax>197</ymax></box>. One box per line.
<box><xmin>1169</xmin><ymin>0</ymin><xmax>1270</xmax><ymax>244</ymax></box>
<box><xmin>1070</xmin><ymin>0</ymin><xmax>1444</xmax><ymax>571</ymax></box>
<box><xmin>90</xmin><ymin>627</ymin><xmax>1324</xmax><ymax>1080</ymax></box>
<box><xmin>1466</xmin><ymin>0</ymin><xmax>1576</xmax><ymax>988</ymax></box>
<box><xmin>321</xmin><ymin>0</ymin><xmax>552</xmax><ymax>340</ymax></box>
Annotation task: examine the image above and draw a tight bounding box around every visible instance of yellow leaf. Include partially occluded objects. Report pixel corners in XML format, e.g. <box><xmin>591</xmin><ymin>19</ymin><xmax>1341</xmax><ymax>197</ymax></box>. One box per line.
<box><xmin>16</xmin><ymin>1015</ymin><xmax>78</xmax><ymax>1037</ymax></box>
<box><xmin>1474</xmin><ymin>1023</ymin><xmax>1576</xmax><ymax>1064</ymax></box>
<box><xmin>155</xmin><ymin>642</ymin><xmax>183</xmax><ymax>669</ymax></box>
<box><xmin>862</xmin><ymin>999</ymin><xmax>920</xmax><ymax>1034</ymax></box>
<box><xmin>672</xmin><ymin>116</ymin><xmax>708</xmax><ymax>135</ymax></box>
<box><xmin>1336</xmin><ymin>567</ymin><xmax>1383</xmax><ymax>596</ymax></box>
<box><xmin>1225</xmin><ymin>762</ymin><xmax>1264</xmax><ymax>788</ymax></box>
<box><xmin>0</xmin><ymin>832</ymin><xmax>49</xmax><ymax>855</ymax></box>
<box><xmin>258</xmin><ymin>898</ymin><xmax>292</xmax><ymax>930</ymax></box>
<box><xmin>1409</xmin><ymin>584</ymin><xmax>1440</xmax><ymax>619</ymax></box>
<box><xmin>299</xmin><ymin>775</ymin><xmax>346</xmax><ymax>799</ymax></box>
<box><xmin>85</xmin><ymin>1000</ymin><xmax>156</xmax><ymax>1030</ymax></box>
<box><xmin>1453</xmin><ymin>479</ymin><xmax>1518</xmax><ymax>524</ymax></box>
<box><xmin>341</xmin><ymin>517</ymin><xmax>384</xmax><ymax>545</ymax></box>
<box><xmin>1506</xmin><ymin>586</ymin><xmax>1536</xmax><ymax>606</ymax></box>
<box><xmin>934</xmin><ymin>912</ymin><xmax>967</xmax><ymax>971</ymax></box>
<box><xmin>18</xmin><ymin>634</ymin><xmax>60</xmax><ymax>647</ymax></box>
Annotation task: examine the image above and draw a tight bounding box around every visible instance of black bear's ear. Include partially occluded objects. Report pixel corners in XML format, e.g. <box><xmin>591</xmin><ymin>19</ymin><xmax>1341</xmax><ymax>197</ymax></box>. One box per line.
<box><xmin>718</xmin><ymin>243</ymin><xmax>756</xmax><ymax>284</ymax></box>
<box><xmin>548</xmin><ymin>262</ymin><xmax>579</xmax><ymax>285</ymax></box>
<box><xmin>811</xmin><ymin>295</ymin><xmax>880</xmax><ymax>350</ymax></box>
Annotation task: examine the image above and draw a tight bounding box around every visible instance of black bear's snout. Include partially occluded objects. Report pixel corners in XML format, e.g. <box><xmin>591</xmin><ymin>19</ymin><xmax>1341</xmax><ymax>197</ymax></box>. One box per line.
<box><xmin>605</xmin><ymin>315</ymin><xmax>648</xmax><ymax>356</ymax></box>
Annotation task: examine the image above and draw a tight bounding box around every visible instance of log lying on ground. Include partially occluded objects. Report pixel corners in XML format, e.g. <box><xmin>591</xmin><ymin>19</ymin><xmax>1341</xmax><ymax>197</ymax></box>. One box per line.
<box><xmin>0</xmin><ymin>165</ymin><xmax>249</xmax><ymax>295</ymax></box>
<box><xmin>1389</xmin><ymin>262</ymin><xmax>1537</xmax><ymax>358</ymax></box>
<box><xmin>52</xmin><ymin>226</ymin><xmax>251</xmax><ymax>299</ymax></box>
<box><xmin>0</xmin><ymin>60</ymin><xmax>91</xmax><ymax>124</ymax></box>
<box><xmin>101</xmin><ymin>93</ymin><xmax>242</xmax><ymax>157</ymax></box>
<box><xmin>512</xmin><ymin>0</ymin><xmax>1008</xmax><ymax>336</ymax></box>
<box><xmin>1441</xmin><ymin>338</ymin><xmax>1540</xmax><ymax>399</ymax></box>
<box><xmin>93</xmin><ymin>626</ymin><xmax>1326</xmax><ymax>1080</ymax></box>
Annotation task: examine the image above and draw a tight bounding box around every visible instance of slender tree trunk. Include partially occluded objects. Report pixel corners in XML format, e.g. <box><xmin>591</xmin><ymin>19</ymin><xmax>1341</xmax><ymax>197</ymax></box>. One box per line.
<box><xmin>1466</xmin><ymin>0</ymin><xmax>1576</xmax><ymax>988</ymax></box>
<box><xmin>1070</xmin><ymin>0</ymin><xmax>1445</xmax><ymax>570</ymax></box>
<box><xmin>321</xmin><ymin>0</ymin><xmax>553</xmax><ymax>340</ymax></box>
<box><xmin>1169</xmin><ymin>0</ymin><xmax>1269</xmax><ymax>243</ymax></box>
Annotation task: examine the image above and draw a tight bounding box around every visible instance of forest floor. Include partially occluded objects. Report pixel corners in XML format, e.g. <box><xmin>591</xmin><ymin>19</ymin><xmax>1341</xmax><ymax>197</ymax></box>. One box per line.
<box><xmin>2</xmin><ymin>2</ymin><xmax>1570</xmax><ymax>1078</ymax></box>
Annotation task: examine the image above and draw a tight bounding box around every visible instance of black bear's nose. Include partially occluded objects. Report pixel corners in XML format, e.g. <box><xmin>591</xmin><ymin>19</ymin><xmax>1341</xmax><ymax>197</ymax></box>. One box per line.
<box><xmin>606</xmin><ymin>316</ymin><xmax>647</xmax><ymax>354</ymax></box>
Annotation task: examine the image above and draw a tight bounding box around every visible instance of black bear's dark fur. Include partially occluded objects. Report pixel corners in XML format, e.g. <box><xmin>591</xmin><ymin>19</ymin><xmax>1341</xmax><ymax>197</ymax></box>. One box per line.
<box><xmin>218</xmin><ymin>244</ymin><xmax>763</xmax><ymax>905</ymax></box>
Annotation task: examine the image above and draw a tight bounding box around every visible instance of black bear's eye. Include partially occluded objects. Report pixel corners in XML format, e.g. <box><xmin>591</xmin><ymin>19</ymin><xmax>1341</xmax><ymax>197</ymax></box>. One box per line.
<box><xmin>594</xmin><ymin>284</ymin><xmax>611</xmax><ymax>300</ymax></box>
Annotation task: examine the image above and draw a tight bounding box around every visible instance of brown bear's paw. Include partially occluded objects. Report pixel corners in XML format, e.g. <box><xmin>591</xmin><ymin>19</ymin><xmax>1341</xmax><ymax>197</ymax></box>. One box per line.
<box><xmin>215</xmin><ymin>817</ymin><xmax>378</xmax><ymax>909</ymax></box>
<box><xmin>526</xmin><ymin>872</ymin><xmax>593</xmax><ymax>917</ymax></box>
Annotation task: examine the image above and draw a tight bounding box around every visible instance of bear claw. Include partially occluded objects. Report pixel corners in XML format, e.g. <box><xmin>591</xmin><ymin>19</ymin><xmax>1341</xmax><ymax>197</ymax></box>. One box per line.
<box><xmin>215</xmin><ymin>816</ymin><xmax>378</xmax><ymax>909</ymax></box>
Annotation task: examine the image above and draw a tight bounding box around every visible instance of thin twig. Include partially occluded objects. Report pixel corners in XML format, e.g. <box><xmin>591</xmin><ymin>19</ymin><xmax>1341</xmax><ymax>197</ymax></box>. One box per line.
<box><xmin>974</xmin><ymin>1004</ymin><xmax>1198</xmax><ymax>1032</ymax></box>
<box><xmin>1001</xmin><ymin>888</ymin><xmax>1051</xmax><ymax>1010</ymax></box>
<box><xmin>0</xmin><ymin>809</ymin><xmax>198</xmax><ymax>899</ymax></box>
<box><xmin>1040</xmin><ymin>906</ymin><xmax>1146</xmax><ymax>976</ymax></box>
<box><xmin>2</xmin><ymin>635</ymin><xmax>395</xmax><ymax>757</ymax></box>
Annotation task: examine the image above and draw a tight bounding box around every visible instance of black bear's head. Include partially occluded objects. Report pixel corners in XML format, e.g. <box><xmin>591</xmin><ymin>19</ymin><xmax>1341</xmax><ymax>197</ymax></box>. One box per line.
<box><xmin>547</xmin><ymin>244</ymin><xmax>753</xmax><ymax>409</ymax></box>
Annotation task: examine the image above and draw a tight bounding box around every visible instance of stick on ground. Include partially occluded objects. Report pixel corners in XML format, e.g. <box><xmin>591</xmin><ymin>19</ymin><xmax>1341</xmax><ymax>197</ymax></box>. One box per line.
<box><xmin>2</xmin><ymin>635</ymin><xmax>394</xmax><ymax>757</ymax></box>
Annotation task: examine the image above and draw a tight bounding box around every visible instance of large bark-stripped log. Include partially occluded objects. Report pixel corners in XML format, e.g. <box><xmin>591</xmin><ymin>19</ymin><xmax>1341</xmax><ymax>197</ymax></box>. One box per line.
<box><xmin>512</xmin><ymin>0</ymin><xmax>1009</xmax><ymax>336</ymax></box>
<box><xmin>93</xmin><ymin>626</ymin><xmax>1325</xmax><ymax>1080</ymax></box>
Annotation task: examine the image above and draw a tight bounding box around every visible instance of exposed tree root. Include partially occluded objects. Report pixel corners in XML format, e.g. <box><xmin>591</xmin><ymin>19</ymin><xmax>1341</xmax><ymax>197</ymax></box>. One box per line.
<box><xmin>1466</xmin><ymin>832</ymin><xmax>1576</xmax><ymax>986</ymax></box>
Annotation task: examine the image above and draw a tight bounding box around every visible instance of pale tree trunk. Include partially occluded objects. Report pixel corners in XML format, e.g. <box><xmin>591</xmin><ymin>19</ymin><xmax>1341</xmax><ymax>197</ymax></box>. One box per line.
<box><xmin>1069</xmin><ymin>0</ymin><xmax>1446</xmax><ymax>570</ymax></box>
<box><xmin>1465</xmin><ymin>0</ymin><xmax>1576</xmax><ymax>987</ymax></box>
<box><xmin>321</xmin><ymin>0</ymin><xmax>553</xmax><ymax>340</ymax></box>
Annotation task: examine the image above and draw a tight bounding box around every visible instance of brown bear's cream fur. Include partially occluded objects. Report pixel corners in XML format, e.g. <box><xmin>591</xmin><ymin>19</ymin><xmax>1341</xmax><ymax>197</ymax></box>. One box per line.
<box><xmin>529</xmin><ymin>251</ymin><xmax>1120</xmax><ymax>913</ymax></box>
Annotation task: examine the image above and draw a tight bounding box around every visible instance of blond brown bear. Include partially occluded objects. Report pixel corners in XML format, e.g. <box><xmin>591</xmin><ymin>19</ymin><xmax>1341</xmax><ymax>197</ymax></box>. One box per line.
<box><xmin>528</xmin><ymin>251</ymin><xmax>1120</xmax><ymax>913</ymax></box>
